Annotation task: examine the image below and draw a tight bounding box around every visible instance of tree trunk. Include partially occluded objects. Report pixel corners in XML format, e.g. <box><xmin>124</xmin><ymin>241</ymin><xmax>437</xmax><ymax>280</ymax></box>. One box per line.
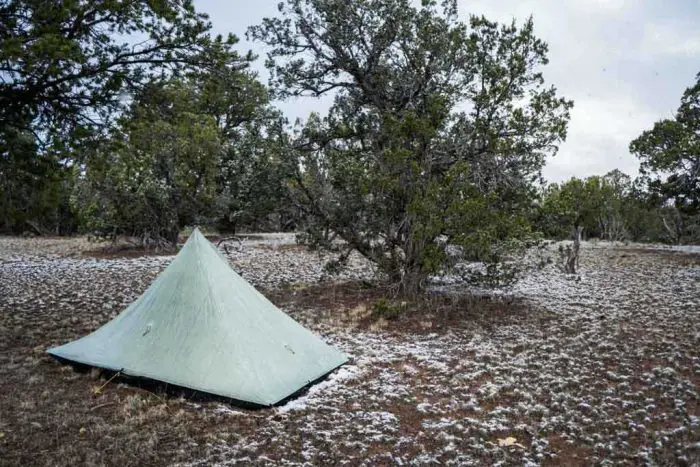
<box><xmin>396</xmin><ymin>239</ymin><xmax>426</xmax><ymax>297</ymax></box>
<box><xmin>573</xmin><ymin>224</ymin><xmax>582</xmax><ymax>270</ymax></box>
<box><xmin>395</xmin><ymin>265</ymin><xmax>424</xmax><ymax>298</ymax></box>
<box><xmin>674</xmin><ymin>209</ymin><xmax>684</xmax><ymax>245</ymax></box>
<box><xmin>661</xmin><ymin>208</ymin><xmax>683</xmax><ymax>244</ymax></box>
<box><xmin>565</xmin><ymin>223</ymin><xmax>582</xmax><ymax>274</ymax></box>
<box><xmin>166</xmin><ymin>228</ymin><xmax>180</xmax><ymax>248</ymax></box>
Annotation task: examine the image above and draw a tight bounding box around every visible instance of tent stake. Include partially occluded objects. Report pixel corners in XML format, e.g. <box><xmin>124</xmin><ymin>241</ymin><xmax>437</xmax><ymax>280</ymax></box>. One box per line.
<box><xmin>92</xmin><ymin>370</ymin><xmax>121</xmax><ymax>396</ymax></box>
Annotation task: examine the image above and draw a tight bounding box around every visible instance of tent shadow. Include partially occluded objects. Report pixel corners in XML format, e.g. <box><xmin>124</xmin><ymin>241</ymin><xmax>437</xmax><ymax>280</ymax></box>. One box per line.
<box><xmin>52</xmin><ymin>356</ymin><xmax>347</xmax><ymax>411</ymax></box>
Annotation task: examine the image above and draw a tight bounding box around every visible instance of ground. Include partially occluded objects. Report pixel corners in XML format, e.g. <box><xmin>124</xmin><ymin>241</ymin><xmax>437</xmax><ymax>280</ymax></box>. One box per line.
<box><xmin>0</xmin><ymin>235</ymin><xmax>698</xmax><ymax>466</ymax></box>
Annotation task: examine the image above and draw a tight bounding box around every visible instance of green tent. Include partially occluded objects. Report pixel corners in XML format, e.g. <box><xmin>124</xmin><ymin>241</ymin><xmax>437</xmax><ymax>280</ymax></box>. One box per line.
<box><xmin>47</xmin><ymin>228</ymin><xmax>347</xmax><ymax>406</ymax></box>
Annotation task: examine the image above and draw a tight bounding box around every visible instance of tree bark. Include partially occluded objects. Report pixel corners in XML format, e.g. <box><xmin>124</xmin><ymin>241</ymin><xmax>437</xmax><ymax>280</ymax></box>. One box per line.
<box><xmin>166</xmin><ymin>228</ymin><xmax>180</xmax><ymax>248</ymax></box>
<box><xmin>565</xmin><ymin>223</ymin><xmax>582</xmax><ymax>274</ymax></box>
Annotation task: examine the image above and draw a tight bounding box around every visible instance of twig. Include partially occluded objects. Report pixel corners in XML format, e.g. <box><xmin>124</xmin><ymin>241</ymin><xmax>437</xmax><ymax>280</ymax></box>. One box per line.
<box><xmin>137</xmin><ymin>387</ymin><xmax>166</xmax><ymax>404</ymax></box>
<box><xmin>217</xmin><ymin>236</ymin><xmax>244</xmax><ymax>253</ymax></box>
<box><xmin>89</xmin><ymin>402</ymin><xmax>115</xmax><ymax>411</ymax></box>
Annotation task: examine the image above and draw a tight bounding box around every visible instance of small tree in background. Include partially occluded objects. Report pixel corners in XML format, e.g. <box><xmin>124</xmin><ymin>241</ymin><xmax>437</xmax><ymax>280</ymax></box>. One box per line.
<box><xmin>630</xmin><ymin>72</ymin><xmax>700</xmax><ymax>244</ymax></box>
<box><xmin>74</xmin><ymin>82</ymin><xmax>222</xmax><ymax>246</ymax></box>
<box><xmin>73</xmin><ymin>63</ymin><xmax>290</xmax><ymax>245</ymax></box>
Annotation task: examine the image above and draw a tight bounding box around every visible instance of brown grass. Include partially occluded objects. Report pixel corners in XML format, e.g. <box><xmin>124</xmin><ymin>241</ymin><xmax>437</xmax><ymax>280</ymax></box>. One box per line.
<box><xmin>264</xmin><ymin>280</ymin><xmax>553</xmax><ymax>334</ymax></box>
<box><xmin>0</xmin><ymin>278</ymin><xmax>550</xmax><ymax>466</ymax></box>
<box><xmin>1</xmin><ymin>239</ymin><xmax>699</xmax><ymax>466</ymax></box>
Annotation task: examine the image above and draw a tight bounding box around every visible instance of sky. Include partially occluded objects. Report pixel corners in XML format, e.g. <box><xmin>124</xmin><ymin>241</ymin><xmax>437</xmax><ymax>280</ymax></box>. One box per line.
<box><xmin>195</xmin><ymin>0</ymin><xmax>700</xmax><ymax>183</ymax></box>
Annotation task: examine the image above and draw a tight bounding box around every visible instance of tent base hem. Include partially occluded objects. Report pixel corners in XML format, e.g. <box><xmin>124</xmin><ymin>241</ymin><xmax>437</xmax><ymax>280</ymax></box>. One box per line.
<box><xmin>48</xmin><ymin>353</ymin><xmax>348</xmax><ymax>409</ymax></box>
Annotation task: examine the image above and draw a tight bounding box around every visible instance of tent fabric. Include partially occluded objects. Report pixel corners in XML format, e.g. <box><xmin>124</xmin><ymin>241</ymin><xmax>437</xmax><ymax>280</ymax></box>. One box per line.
<box><xmin>47</xmin><ymin>228</ymin><xmax>348</xmax><ymax>406</ymax></box>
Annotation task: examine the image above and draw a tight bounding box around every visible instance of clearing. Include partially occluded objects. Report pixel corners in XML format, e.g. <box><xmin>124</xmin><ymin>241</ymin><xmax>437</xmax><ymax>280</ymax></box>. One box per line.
<box><xmin>0</xmin><ymin>235</ymin><xmax>698</xmax><ymax>466</ymax></box>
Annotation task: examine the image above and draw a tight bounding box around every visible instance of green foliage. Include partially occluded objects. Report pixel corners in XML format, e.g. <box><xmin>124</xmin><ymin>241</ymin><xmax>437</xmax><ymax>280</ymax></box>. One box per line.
<box><xmin>630</xmin><ymin>72</ymin><xmax>700</xmax><ymax>215</ymax></box>
<box><xmin>73</xmin><ymin>81</ymin><xmax>222</xmax><ymax>244</ymax></box>
<box><xmin>538</xmin><ymin>171</ymin><xmax>632</xmax><ymax>240</ymax></box>
<box><xmin>251</xmin><ymin>0</ymin><xmax>572</xmax><ymax>293</ymax></box>
<box><xmin>536</xmin><ymin>170</ymin><xmax>680</xmax><ymax>244</ymax></box>
<box><xmin>73</xmin><ymin>62</ymin><xmax>293</xmax><ymax>244</ymax></box>
<box><xmin>0</xmin><ymin>0</ymin><xmax>247</xmax><ymax>235</ymax></box>
<box><xmin>216</xmin><ymin>114</ymin><xmax>296</xmax><ymax>233</ymax></box>
<box><xmin>0</xmin><ymin>128</ymin><xmax>75</xmax><ymax>234</ymax></box>
<box><xmin>371</xmin><ymin>297</ymin><xmax>405</xmax><ymax>321</ymax></box>
<box><xmin>0</xmin><ymin>0</ymin><xmax>234</xmax><ymax>143</ymax></box>
<box><xmin>629</xmin><ymin>72</ymin><xmax>700</xmax><ymax>244</ymax></box>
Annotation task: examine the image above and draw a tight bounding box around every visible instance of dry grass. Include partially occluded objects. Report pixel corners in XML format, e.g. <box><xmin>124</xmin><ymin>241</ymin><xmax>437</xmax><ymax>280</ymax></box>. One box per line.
<box><xmin>0</xmin><ymin>237</ymin><xmax>698</xmax><ymax>466</ymax></box>
<box><xmin>265</xmin><ymin>281</ymin><xmax>553</xmax><ymax>334</ymax></box>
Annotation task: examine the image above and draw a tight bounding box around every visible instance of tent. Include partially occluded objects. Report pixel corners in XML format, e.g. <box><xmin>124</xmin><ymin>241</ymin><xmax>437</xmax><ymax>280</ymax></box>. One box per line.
<box><xmin>47</xmin><ymin>228</ymin><xmax>347</xmax><ymax>406</ymax></box>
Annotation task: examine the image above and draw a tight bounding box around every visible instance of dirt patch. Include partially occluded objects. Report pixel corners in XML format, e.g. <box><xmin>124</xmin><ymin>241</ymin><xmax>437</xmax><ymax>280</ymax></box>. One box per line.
<box><xmin>82</xmin><ymin>247</ymin><xmax>177</xmax><ymax>259</ymax></box>
<box><xmin>613</xmin><ymin>247</ymin><xmax>700</xmax><ymax>266</ymax></box>
<box><xmin>544</xmin><ymin>434</ymin><xmax>593</xmax><ymax>466</ymax></box>
<box><xmin>0</xmin><ymin>238</ymin><xmax>698</xmax><ymax>466</ymax></box>
<box><xmin>80</xmin><ymin>235</ymin><xmax>307</xmax><ymax>259</ymax></box>
<box><xmin>265</xmin><ymin>281</ymin><xmax>551</xmax><ymax>334</ymax></box>
<box><xmin>205</xmin><ymin>233</ymin><xmax>268</xmax><ymax>242</ymax></box>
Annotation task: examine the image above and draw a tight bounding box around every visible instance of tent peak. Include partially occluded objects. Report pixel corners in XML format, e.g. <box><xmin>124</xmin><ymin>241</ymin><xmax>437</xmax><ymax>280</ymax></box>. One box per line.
<box><xmin>185</xmin><ymin>226</ymin><xmax>206</xmax><ymax>243</ymax></box>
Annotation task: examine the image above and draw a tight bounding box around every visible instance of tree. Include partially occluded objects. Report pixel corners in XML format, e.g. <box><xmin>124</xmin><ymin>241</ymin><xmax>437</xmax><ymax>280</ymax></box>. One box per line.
<box><xmin>74</xmin><ymin>81</ymin><xmax>222</xmax><ymax>245</ymax></box>
<box><xmin>0</xmin><ymin>126</ymin><xmax>76</xmax><ymax>234</ymax></box>
<box><xmin>631</xmin><ymin>72</ymin><xmax>699</xmax><ymax>212</ymax></box>
<box><xmin>250</xmin><ymin>0</ymin><xmax>572</xmax><ymax>293</ymax></box>
<box><xmin>0</xmin><ymin>0</ymin><xmax>249</xmax><ymax>234</ymax></box>
<box><xmin>539</xmin><ymin>172</ymin><xmax>631</xmax><ymax>241</ymax></box>
<box><xmin>216</xmin><ymin>115</ymin><xmax>296</xmax><ymax>233</ymax></box>
<box><xmin>621</xmin><ymin>178</ymin><xmax>665</xmax><ymax>242</ymax></box>
<box><xmin>194</xmin><ymin>61</ymin><xmax>295</xmax><ymax>233</ymax></box>
<box><xmin>536</xmin><ymin>171</ymin><xmax>674</xmax><ymax>244</ymax></box>
<box><xmin>0</xmin><ymin>0</ymin><xmax>242</xmax><ymax>142</ymax></box>
<box><xmin>74</xmin><ymin>64</ymin><xmax>291</xmax><ymax>245</ymax></box>
<box><xmin>630</xmin><ymin>72</ymin><xmax>700</xmax><ymax>243</ymax></box>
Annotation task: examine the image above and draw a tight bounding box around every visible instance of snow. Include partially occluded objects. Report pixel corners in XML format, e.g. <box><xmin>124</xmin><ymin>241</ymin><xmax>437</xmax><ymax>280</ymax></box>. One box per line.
<box><xmin>1</xmin><ymin>236</ymin><xmax>698</xmax><ymax>465</ymax></box>
<box><xmin>277</xmin><ymin>366</ymin><xmax>362</xmax><ymax>413</ymax></box>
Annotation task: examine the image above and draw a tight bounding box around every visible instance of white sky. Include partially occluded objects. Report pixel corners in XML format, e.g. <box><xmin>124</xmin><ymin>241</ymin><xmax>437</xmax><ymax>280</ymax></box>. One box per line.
<box><xmin>195</xmin><ymin>0</ymin><xmax>700</xmax><ymax>182</ymax></box>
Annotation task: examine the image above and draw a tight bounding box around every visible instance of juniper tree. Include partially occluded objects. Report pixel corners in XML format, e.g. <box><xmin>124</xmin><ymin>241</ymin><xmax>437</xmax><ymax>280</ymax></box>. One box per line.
<box><xmin>630</xmin><ymin>72</ymin><xmax>700</xmax><ymax>243</ymax></box>
<box><xmin>250</xmin><ymin>0</ymin><xmax>573</xmax><ymax>293</ymax></box>
<box><xmin>0</xmin><ymin>0</ymin><xmax>247</xmax><ymax>233</ymax></box>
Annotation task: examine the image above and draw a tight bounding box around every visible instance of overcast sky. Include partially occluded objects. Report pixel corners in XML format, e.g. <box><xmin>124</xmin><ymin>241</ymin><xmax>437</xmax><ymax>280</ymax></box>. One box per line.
<box><xmin>196</xmin><ymin>0</ymin><xmax>700</xmax><ymax>182</ymax></box>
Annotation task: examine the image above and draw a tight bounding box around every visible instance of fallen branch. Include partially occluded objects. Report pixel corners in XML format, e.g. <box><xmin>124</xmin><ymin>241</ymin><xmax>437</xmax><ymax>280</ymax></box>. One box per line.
<box><xmin>89</xmin><ymin>402</ymin><xmax>115</xmax><ymax>411</ymax></box>
<box><xmin>217</xmin><ymin>236</ymin><xmax>244</xmax><ymax>254</ymax></box>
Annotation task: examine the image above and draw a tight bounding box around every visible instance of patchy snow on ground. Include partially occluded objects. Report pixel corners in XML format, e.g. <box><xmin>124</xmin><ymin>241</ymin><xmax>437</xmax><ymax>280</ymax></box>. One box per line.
<box><xmin>0</xmin><ymin>235</ymin><xmax>698</xmax><ymax>465</ymax></box>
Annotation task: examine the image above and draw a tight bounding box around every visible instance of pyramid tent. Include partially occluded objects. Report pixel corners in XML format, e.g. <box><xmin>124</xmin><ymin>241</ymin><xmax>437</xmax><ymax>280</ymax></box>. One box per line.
<box><xmin>47</xmin><ymin>228</ymin><xmax>347</xmax><ymax>406</ymax></box>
